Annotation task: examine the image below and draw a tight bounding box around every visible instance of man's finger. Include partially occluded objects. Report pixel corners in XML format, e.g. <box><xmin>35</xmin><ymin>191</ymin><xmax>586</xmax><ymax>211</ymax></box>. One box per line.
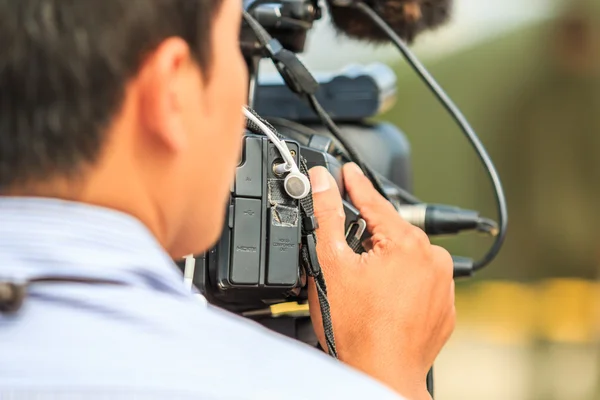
<box><xmin>343</xmin><ymin>163</ymin><xmax>408</xmax><ymax>237</ymax></box>
<box><xmin>309</xmin><ymin>167</ymin><xmax>352</xmax><ymax>257</ymax></box>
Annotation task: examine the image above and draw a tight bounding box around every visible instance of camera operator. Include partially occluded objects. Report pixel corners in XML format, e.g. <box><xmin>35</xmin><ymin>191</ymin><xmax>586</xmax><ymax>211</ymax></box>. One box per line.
<box><xmin>0</xmin><ymin>1</ymin><xmax>455</xmax><ymax>399</ymax></box>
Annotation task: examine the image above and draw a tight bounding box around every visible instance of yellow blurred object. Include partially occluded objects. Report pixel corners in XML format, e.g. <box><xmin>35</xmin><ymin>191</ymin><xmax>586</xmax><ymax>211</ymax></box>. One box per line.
<box><xmin>268</xmin><ymin>280</ymin><xmax>600</xmax><ymax>347</ymax></box>
<box><xmin>453</xmin><ymin>279</ymin><xmax>600</xmax><ymax>345</ymax></box>
<box><xmin>270</xmin><ymin>302</ymin><xmax>310</xmax><ymax>318</ymax></box>
<box><xmin>536</xmin><ymin>279</ymin><xmax>600</xmax><ymax>344</ymax></box>
<box><xmin>467</xmin><ymin>282</ymin><xmax>538</xmax><ymax>345</ymax></box>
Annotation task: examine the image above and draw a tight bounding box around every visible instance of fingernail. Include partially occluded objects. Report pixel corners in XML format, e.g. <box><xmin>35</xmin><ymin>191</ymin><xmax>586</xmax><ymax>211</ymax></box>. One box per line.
<box><xmin>347</xmin><ymin>162</ymin><xmax>364</xmax><ymax>176</ymax></box>
<box><xmin>310</xmin><ymin>167</ymin><xmax>331</xmax><ymax>193</ymax></box>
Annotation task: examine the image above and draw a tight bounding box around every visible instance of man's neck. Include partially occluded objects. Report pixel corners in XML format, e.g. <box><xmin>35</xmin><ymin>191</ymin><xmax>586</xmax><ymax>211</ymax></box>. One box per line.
<box><xmin>3</xmin><ymin>176</ymin><xmax>171</xmax><ymax>258</ymax></box>
<box><xmin>3</xmin><ymin>176</ymin><xmax>85</xmax><ymax>199</ymax></box>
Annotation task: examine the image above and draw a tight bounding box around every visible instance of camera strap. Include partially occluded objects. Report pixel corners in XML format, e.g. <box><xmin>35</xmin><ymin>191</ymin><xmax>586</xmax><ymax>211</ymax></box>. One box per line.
<box><xmin>298</xmin><ymin>158</ymin><xmax>338</xmax><ymax>359</ymax></box>
<box><xmin>346</xmin><ymin>219</ymin><xmax>367</xmax><ymax>254</ymax></box>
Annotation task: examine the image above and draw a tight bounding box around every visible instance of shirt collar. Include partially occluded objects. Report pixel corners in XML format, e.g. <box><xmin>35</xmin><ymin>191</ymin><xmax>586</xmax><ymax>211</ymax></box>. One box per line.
<box><xmin>0</xmin><ymin>197</ymin><xmax>190</xmax><ymax>297</ymax></box>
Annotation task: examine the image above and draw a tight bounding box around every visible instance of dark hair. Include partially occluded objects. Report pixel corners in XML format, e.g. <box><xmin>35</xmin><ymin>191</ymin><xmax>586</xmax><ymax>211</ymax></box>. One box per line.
<box><xmin>0</xmin><ymin>0</ymin><xmax>223</xmax><ymax>190</ymax></box>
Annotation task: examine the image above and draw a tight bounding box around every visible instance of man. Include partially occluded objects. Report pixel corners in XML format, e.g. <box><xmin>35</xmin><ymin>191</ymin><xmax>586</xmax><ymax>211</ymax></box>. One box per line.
<box><xmin>0</xmin><ymin>1</ymin><xmax>455</xmax><ymax>399</ymax></box>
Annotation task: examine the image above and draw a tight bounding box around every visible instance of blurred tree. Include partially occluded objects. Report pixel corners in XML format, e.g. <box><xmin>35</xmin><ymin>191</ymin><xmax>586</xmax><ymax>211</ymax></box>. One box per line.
<box><xmin>380</xmin><ymin>0</ymin><xmax>600</xmax><ymax>282</ymax></box>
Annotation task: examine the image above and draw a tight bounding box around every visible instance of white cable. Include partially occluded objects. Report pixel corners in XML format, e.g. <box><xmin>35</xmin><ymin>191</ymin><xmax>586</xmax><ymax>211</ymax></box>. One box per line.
<box><xmin>242</xmin><ymin>107</ymin><xmax>311</xmax><ymax>199</ymax></box>
<box><xmin>243</xmin><ymin>107</ymin><xmax>295</xmax><ymax>170</ymax></box>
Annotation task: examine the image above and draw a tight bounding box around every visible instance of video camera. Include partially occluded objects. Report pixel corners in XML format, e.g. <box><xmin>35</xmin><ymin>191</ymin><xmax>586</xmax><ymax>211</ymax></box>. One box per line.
<box><xmin>181</xmin><ymin>0</ymin><xmax>505</xmax><ymax>310</ymax></box>
<box><xmin>182</xmin><ymin>0</ymin><xmax>411</xmax><ymax>312</ymax></box>
<box><xmin>190</xmin><ymin>64</ymin><xmax>408</xmax><ymax>312</ymax></box>
<box><xmin>178</xmin><ymin>0</ymin><xmax>507</xmax><ymax>392</ymax></box>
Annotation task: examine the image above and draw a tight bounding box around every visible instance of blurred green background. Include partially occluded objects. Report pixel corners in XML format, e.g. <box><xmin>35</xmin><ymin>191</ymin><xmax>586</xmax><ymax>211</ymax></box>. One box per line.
<box><xmin>302</xmin><ymin>0</ymin><xmax>600</xmax><ymax>398</ymax></box>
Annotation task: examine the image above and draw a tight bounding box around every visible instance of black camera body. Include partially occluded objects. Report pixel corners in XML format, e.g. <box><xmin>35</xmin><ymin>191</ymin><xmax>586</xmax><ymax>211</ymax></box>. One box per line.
<box><xmin>188</xmin><ymin>132</ymin><xmax>349</xmax><ymax>313</ymax></box>
<box><xmin>202</xmin><ymin>134</ymin><xmax>306</xmax><ymax>312</ymax></box>
<box><xmin>187</xmin><ymin>127</ymin><xmax>411</xmax><ymax>313</ymax></box>
<box><xmin>182</xmin><ymin>63</ymin><xmax>412</xmax><ymax>314</ymax></box>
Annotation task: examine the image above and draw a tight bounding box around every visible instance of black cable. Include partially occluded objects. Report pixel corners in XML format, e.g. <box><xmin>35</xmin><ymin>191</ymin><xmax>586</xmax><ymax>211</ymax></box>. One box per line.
<box><xmin>242</xmin><ymin>11</ymin><xmax>271</xmax><ymax>46</ymax></box>
<box><xmin>244</xmin><ymin>6</ymin><xmax>505</xmax><ymax>268</ymax></box>
<box><xmin>269</xmin><ymin>107</ymin><xmax>422</xmax><ymax>205</ymax></box>
<box><xmin>306</xmin><ymin>94</ymin><xmax>424</xmax><ymax>204</ymax></box>
<box><xmin>243</xmin><ymin>10</ymin><xmax>419</xmax><ymax>205</ymax></box>
<box><xmin>353</xmin><ymin>2</ymin><xmax>508</xmax><ymax>270</ymax></box>
<box><xmin>306</xmin><ymin>94</ymin><xmax>395</xmax><ymax>201</ymax></box>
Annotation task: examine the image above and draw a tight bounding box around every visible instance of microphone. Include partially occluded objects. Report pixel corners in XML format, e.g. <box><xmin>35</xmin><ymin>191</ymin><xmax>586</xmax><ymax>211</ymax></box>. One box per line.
<box><xmin>325</xmin><ymin>0</ymin><xmax>454</xmax><ymax>43</ymax></box>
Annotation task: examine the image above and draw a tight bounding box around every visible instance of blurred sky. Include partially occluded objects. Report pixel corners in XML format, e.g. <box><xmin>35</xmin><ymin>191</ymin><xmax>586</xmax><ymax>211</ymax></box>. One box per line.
<box><xmin>289</xmin><ymin>0</ymin><xmax>558</xmax><ymax>70</ymax></box>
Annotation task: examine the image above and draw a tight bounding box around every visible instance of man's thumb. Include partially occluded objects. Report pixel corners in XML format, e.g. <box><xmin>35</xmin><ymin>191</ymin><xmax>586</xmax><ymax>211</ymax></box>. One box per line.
<box><xmin>308</xmin><ymin>167</ymin><xmax>348</xmax><ymax>250</ymax></box>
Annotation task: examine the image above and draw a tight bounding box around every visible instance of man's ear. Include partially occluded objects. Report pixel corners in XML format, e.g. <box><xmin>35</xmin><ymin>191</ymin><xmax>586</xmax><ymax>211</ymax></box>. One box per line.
<box><xmin>134</xmin><ymin>37</ymin><xmax>199</xmax><ymax>152</ymax></box>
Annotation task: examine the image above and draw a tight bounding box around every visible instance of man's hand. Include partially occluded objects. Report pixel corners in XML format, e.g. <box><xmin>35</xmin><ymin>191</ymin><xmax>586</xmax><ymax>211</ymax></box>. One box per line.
<box><xmin>307</xmin><ymin>163</ymin><xmax>456</xmax><ymax>400</ymax></box>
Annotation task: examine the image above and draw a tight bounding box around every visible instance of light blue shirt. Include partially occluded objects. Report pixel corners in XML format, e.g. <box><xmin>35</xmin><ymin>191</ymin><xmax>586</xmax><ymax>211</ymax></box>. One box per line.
<box><xmin>0</xmin><ymin>198</ymin><xmax>402</xmax><ymax>399</ymax></box>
